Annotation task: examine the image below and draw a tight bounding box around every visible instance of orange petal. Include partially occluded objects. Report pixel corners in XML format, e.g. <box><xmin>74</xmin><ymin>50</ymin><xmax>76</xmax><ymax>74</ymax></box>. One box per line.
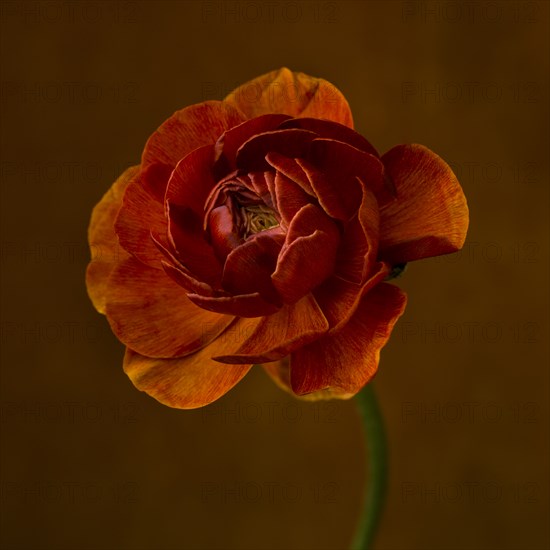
<box><xmin>214</xmin><ymin>294</ymin><xmax>329</xmax><ymax>364</ymax></box>
<box><xmin>86</xmin><ymin>166</ymin><xmax>138</xmax><ymax>314</ymax></box>
<box><xmin>114</xmin><ymin>175</ymin><xmax>166</xmax><ymax>267</ymax></box>
<box><xmin>224</xmin><ymin>68</ymin><xmax>353</xmax><ymax>128</ymax></box>
<box><xmin>123</xmin><ymin>345</ymin><xmax>251</xmax><ymax>410</ymax></box>
<box><xmin>263</xmin><ymin>358</ymin><xmax>354</xmax><ymax>402</ymax></box>
<box><xmin>105</xmin><ymin>257</ymin><xmax>233</xmax><ymax>358</ymax></box>
<box><xmin>141</xmin><ymin>101</ymin><xmax>245</xmax><ymax>199</ymax></box>
<box><xmin>290</xmin><ymin>283</ymin><xmax>407</xmax><ymax>396</ymax></box>
<box><xmin>379</xmin><ymin>144</ymin><xmax>469</xmax><ymax>264</ymax></box>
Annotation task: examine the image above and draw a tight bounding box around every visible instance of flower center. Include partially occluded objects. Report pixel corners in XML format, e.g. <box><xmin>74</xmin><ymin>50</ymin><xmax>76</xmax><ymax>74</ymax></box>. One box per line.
<box><xmin>241</xmin><ymin>204</ymin><xmax>279</xmax><ymax>238</ymax></box>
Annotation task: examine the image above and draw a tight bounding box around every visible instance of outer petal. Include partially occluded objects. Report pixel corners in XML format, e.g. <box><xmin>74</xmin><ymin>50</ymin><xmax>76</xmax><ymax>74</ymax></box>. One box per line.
<box><xmin>114</xmin><ymin>175</ymin><xmax>166</xmax><ymax>267</ymax></box>
<box><xmin>105</xmin><ymin>257</ymin><xmax>233</xmax><ymax>358</ymax></box>
<box><xmin>290</xmin><ymin>283</ymin><xmax>408</xmax><ymax>396</ymax></box>
<box><xmin>214</xmin><ymin>294</ymin><xmax>329</xmax><ymax>364</ymax></box>
<box><xmin>86</xmin><ymin>166</ymin><xmax>137</xmax><ymax>314</ymax></box>
<box><xmin>379</xmin><ymin>144</ymin><xmax>469</xmax><ymax>264</ymax></box>
<box><xmin>123</xmin><ymin>340</ymin><xmax>252</xmax><ymax>410</ymax></box>
<box><xmin>263</xmin><ymin>358</ymin><xmax>354</xmax><ymax>401</ymax></box>
<box><xmin>141</xmin><ymin>101</ymin><xmax>245</xmax><ymax>199</ymax></box>
<box><xmin>224</xmin><ymin>67</ymin><xmax>353</xmax><ymax>128</ymax></box>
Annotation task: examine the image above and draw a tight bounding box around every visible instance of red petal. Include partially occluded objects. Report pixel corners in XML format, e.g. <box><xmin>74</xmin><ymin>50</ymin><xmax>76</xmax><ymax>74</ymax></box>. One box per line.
<box><xmin>273</xmin><ymin>171</ymin><xmax>313</xmax><ymax>226</ymax></box>
<box><xmin>123</xmin><ymin>344</ymin><xmax>251</xmax><ymax>410</ymax></box>
<box><xmin>308</xmin><ymin>138</ymin><xmax>390</xmax><ymax>202</ymax></box>
<box><xmin>222</xmin><ymin>228</ymin><xmax>285</xmax><ymax>305</ymax></box>
<box><xmin>379</xmin><ymin>144</ymin><xmax>469</xmax><ymax>264</ymax></box>
<box><xmin>333</xmin><ymin>184</ymin><xmax>379</xmax><ymax>283</ymax></box>
<box><xmin>272</xmin><ymin>204</ymin><xmax>340</xmax><ymax>304</ymax></box>
<box><xmin>214</xmin><ymin>113</ymin><xmax>292</xmax><ymax>173</ymax></box>
<box><xmin>86</xmin><ymin>166</ymin><xmax>136</xmax><ymax>314</ymax></box>
<box><xmin>164</xmin><ymin>144</ymin><xmax>217</xmax><ymax>217</ymax></box>
<box><xmin>236</xmin><ymin>128</ymin><xmax>317</xmax><ymax>172</ymax></box>
<box><xmin>161</xmin><ymin>261</ymin><xmax>214</xmax><ymax>296</ymax></box>
<box><xmin>265</xmin><ymin>153</ymin><xmax>314</xmax><ymax>195</ymax></box>
<box><xmin>279</xmin><ymin>117</ymin><xmax>379</xmax><ymax>157</ymax></box>
<box><xmin>114</xmin><ymin>176</ymin><xmax>166</xmax><ymax>267</ymax></box>
<box><xmin>290</xmin><ymin>283</ymin><xmax>407</xmax><ymax>396</ymax></box>
<box><xmin>188</xmin><ymin>292</ymin><xmax>280</xmax><ymax>318</ymax></box>
<box><xmin>166</xmin><ymin>202</ymin><xmax>223</xmax><ymax>287</ymax></box>
<box><xmin>105</xmin><ymin>257</ymin><xmax>233</xmax><ymax>358</ymax></box>
<box><xmin>214</xmin><ymin>294</ymin><xmax>329</xmax><ymax>364</ymax></box>
<box><xmin>141</xmin><ymin>101</ymin><xmax>245</xmax><ymax>199</ymax></box>
<box><xmin>313</xmin><ymin>262</ymin><xmax>389</xmax><ymax>330</ymax></box>
<box><xmin>224</xmin><ymin>68</ymin><xmax>353</xmax><ymax>127</ymax></box>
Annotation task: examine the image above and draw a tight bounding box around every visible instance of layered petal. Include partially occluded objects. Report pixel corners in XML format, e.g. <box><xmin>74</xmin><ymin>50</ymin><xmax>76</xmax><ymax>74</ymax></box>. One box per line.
<box><xmin>278</xmin><ymin>117</ymin><xmax>378</xmax><ymax>157</ymax></box>
<box><xmin>236</xmin><ymin>129</ymin><xmax>317</xmax><ymax>172</ymax></box>
<box><xmin>123</xmin><ymin>339</ymin><xmax>252</xmax><ymax>409</ymax></box>
<box><xmin>222</xmin><ymin>228</ymin><xmax>285</xmax><ymax>305</ymax></box>
<box><xmin>290</xmin><ymin>283</ymin><xmax>408</xmax><ymax>396</ymax></box>
<box><xmin>379</xmin><ymin>144</ymin><xmax>469</xmax><ymax>264</ymax></box>
<box><xmin>114</xmin><ymin>175</ymin><xmax>166</xmax><ymax>267</ymax></box>
<box><xmin>224</xmin><ymin>67</ymin><xmax>353</xmax><ymax>127</ymax></box>
<box><xmin>214</xmin><ymin>113</ymin><xmax>291</xmax><ymax>173</ymax></box>
<box><xmin>105</xmin><ymin>257</ymin><xmax>233</xmax><ymax>358</ymax></box>
<box><xmin>166</xmin><ymin>202</ymin><xmax>223</xmax><ymax>287</ymax></box>
<box><xmin>333</xmin><ymin>183</ymin><xmax>379</xmax><ymax>284</ymax></box>
<box><xmin>272</xmin><ymin>204</ymin><xmax>340</xmax><ymax>304</ymax></box>
<box><xmin>141</xmin><ymin>101</ymin><xmax>245</xmax><ymax>199</ymax></box>
<box><xmin>165</xmin><ymin>144</ymin><xmax>218</xmax><ymax>216</ymax></box>
<box><xmin>214</xmin><ymin>294</ymin><xmax>329</xmax><ymax>364</ymax></box>
<box><xmin>313</xmin><ymin>261</ymin><xmax>389</xmax><ymax>330</ymax></box>
<box><xmin>86</xmin><ymin>166</ymin><xmax>137</xmax><ymax>314</ymax></box>
<box><xmin>188</xmin><ymin>292</ymin><xmax>280</xmax><ymax>318</ymax></box>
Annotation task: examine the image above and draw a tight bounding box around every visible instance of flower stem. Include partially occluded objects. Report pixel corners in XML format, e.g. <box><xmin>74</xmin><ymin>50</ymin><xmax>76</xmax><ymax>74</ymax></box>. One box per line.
<box><xmin>350</xmin><ymin>383</ymin><xmax>388</xmax><ymax>550</ymax></box>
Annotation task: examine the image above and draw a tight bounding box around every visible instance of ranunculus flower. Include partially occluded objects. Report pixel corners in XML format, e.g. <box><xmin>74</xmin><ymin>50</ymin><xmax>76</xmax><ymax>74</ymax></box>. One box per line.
<box><xmin>86</xmin><ymin>68</ymin><xmax>468</xmax><ymax>409</ymax></box>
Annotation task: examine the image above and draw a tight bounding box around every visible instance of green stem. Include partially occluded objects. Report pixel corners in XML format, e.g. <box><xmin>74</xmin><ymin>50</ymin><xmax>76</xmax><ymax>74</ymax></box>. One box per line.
<box><xmin>350</xmin><ymin>383</ymin><xmax>388</xmax><ymax>550</ymax></box>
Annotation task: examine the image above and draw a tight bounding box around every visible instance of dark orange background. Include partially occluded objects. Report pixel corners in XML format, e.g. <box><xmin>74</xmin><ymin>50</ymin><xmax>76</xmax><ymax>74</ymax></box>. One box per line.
<box><xmin>1</xmin><ymin>1</ymin><xmax>548</xmax><ymax>549</ymax></box>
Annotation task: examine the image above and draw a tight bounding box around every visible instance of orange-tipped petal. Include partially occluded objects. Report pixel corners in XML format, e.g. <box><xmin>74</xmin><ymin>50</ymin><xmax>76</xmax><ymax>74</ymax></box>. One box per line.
<box><xmin>86</xmin><ymin>166</ymin><xmax>138</xmax><ymax>314</ymax></box>
<box><xmin>105</xmin><ymin>257</ymin><xmax>233</xmax><ymax>358</ymax></box>
<box><xmin>141</xmin><ymin>101</ymin><xmax>245</xmax><ymax>199</ymax></box>
<box><xmin>214</xmin><ymin>294</ymin><xmax>329</xmax><ymax>364</ymax></box>
<box><xmin>379</xmin><ymin>144</ymin><xmax>469</xmax><ymax>264</ymax></box>
<box><xmin>224</xmin><ymin>68</ymin><xmax>353</xmax><ymax>128</ymax></box>
<box><xmin>123</xmin><ymin>344</ymin><xmax>251</xmax><ymax>410</ymax></box>
<box><xmin>290</xmin><ymin>283</ymin><xmax>408</xmax><ymax>397</ymax></box>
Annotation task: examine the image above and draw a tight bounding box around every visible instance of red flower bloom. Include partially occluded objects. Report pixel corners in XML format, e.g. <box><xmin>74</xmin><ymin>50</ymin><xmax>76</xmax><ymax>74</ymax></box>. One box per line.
<box><xmin>86</xmin><ymin>68</ymin><xmax>468</xmax><ymax>408</ymax></box>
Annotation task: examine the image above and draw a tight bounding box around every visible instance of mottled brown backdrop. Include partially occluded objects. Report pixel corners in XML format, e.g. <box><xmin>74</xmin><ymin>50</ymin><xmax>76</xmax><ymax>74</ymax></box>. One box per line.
<box><xmin>1</xmin><ymin>1</ymin><xmax>548</xmax><ymax>549</ymax></box>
